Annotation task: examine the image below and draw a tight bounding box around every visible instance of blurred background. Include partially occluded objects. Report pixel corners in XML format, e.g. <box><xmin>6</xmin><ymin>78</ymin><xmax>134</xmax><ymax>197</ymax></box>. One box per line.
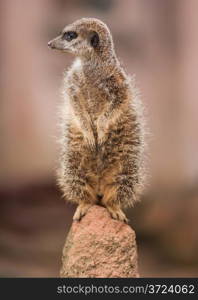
<box><xmin>1</xmin><ymin>0</ymin><xmax>198</xmax><ymax>277</ymax></box>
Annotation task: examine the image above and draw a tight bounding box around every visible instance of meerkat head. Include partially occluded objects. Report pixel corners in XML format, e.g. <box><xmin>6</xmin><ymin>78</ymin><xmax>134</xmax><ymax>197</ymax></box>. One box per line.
<box><xmin>48</xmin><ymin>18</ymin><xmax>114</xmax><ymax>59</ymax></box>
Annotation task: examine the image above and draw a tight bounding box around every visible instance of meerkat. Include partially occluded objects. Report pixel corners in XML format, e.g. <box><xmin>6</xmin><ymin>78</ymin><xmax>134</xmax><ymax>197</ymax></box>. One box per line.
<box><xmin>48</xmin><ymin>18</ymin><xmax>145</xmax><ymax>222</ymax></box>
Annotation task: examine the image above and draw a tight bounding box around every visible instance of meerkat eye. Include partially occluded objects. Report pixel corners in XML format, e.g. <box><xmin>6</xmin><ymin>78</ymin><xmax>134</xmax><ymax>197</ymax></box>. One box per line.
<box><xmin>62</xmin><ymin>31</ymin><xmax>78</xmax><ymax>41</ymax></box>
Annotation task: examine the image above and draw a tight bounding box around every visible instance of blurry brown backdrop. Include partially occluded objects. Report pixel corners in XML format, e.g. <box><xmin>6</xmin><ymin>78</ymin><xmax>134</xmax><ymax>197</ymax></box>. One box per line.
<box><xmin>1</xmin><ymin>0</ymin><xmax>198</xmax><ymax>277</ymax></box>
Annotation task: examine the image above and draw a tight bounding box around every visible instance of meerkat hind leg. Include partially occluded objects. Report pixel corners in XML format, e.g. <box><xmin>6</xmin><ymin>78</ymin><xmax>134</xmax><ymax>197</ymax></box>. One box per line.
<box><xmin>73</xmin><ymin>181</ymin><xmax>97</xmax><ymax>221</ymax></box>
<box><xmin>101</xmin><ymin>185</ymin><xmax>128</xmax><ymax>223</ymax></box>
<box><xmin>73</xmin><ymin>203</ymin><xmax>93</xmax><ymax>221</ymax></box>
<box><xmin>105</xmin><ymin>204</ymin><xmax>128</xmax><ymax>223</ymax></box>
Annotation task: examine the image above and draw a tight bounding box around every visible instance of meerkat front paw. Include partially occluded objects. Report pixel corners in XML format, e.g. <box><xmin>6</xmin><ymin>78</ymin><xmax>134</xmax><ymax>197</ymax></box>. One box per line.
<box><xmin>83</xmin><ymin>131</ymin><xmax>95</xmax><ymax>149</ymax></box>
<box><xmin>105</xmin><ymin>205</ymin><xmax>128</xmax><ymax>223</ymax></box>
<box><xmin>73</xmin><ymin>203</ymin><xmax>92</xmax><ymax>221</ymax></box>
<box><xmin>97</xmin><ymin>117</ymin><xmax>108</xmax><ymax>144</ymax></box>
<box><xmin>97</xmin><ymin>130</ymin><xmax>107</xmax><ymax>145</ymax></box>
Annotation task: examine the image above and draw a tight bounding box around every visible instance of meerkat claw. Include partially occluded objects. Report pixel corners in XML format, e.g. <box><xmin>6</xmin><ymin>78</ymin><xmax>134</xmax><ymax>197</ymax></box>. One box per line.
<box><xmin>73</xmin><ymin>204</ymin><xmax>92</xmax><ymax>221</ymax></box>
<box><xmin>106</xmin><ymin>206</ymin><xmax>128</xmax><ymax>223</ymax></box>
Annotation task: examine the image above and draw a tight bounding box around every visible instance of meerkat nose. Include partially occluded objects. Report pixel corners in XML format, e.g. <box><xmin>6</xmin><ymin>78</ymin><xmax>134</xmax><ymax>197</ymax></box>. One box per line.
<box><xmin>48</xmin><ymin>41</ymin><xmax>54</xmax><ymax>49</ymax></box>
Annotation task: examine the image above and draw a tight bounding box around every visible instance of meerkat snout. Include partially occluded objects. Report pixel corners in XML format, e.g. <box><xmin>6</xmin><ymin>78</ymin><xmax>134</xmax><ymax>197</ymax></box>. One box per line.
<box><xmin>48</xmin><ymin>40</ymin><xmax>55</xmax><ymax>49</ymax></box>
<box><xmin>48</xmin><ymin>18</ymin><xmax>114</xmax><ymax>57</ymax></box>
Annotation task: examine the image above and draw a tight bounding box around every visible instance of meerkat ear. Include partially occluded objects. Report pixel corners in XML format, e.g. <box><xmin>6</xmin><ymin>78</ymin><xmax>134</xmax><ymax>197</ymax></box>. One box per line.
<box><xmin>89</xmin><ymin>31</ymin><xmax>99</xmax><ymax>48</ymax></box>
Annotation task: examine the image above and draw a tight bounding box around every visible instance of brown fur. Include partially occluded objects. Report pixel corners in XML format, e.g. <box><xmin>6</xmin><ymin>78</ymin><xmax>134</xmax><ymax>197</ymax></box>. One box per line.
<box><xmin>48</xmin><ymin>18</ymin><xmax>146</xmax><ymax>222</ymax></box>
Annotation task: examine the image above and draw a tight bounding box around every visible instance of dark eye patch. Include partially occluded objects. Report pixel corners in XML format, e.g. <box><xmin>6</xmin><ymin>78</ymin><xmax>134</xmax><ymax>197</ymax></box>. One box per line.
<box><xmin>62</xmin><ymin>31</ymin><xmax>78</xmax><ymax>41</ymax></box>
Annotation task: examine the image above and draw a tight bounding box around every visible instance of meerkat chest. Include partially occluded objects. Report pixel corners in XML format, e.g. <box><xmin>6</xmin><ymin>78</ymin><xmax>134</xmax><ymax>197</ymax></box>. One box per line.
<box><xmin>84</xmin><ymin>85</ymin><xmax>105</xmax><ymax>115</ymax></box>
<box><xmin>68</xmin><ymin>77</ymin><xmax>105</xmax><ymax>117</ymax></box>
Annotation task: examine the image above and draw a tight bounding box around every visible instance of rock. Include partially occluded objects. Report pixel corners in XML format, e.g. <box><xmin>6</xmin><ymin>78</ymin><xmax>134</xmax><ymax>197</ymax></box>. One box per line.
<box><xmin>60</xmin><ymin>205</ymin><xmax>139</xmax><ymax>278</ymax></box>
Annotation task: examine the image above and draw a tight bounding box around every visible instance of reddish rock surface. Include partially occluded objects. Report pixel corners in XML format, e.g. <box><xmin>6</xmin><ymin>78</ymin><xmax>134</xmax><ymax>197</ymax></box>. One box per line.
<box><xmin>60</xmin><ymin>205</ymin><xmax>139</xmax><ymax>278</ymax></box>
